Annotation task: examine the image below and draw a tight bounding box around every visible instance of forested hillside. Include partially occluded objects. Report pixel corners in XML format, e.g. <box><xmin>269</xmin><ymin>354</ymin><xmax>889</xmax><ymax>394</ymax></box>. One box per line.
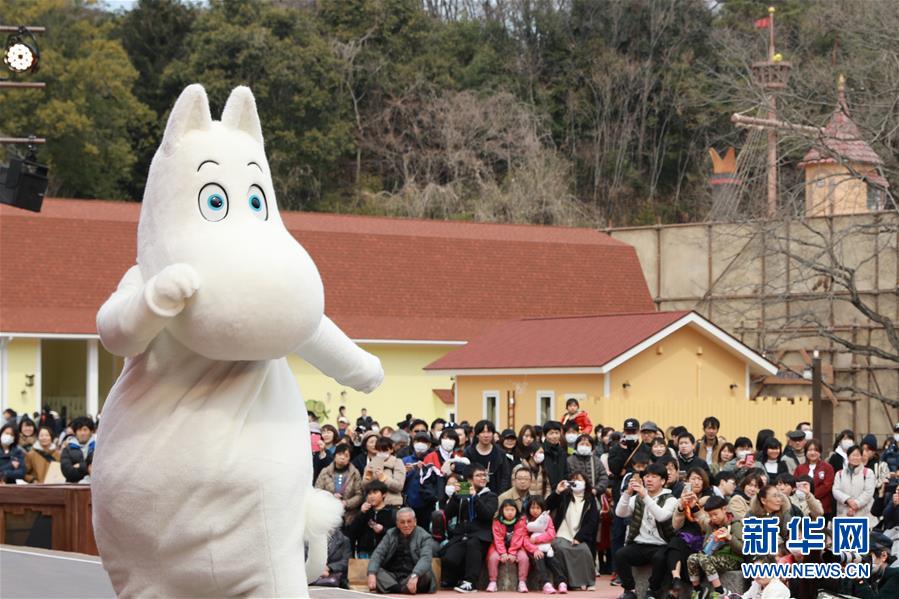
<box><xmin>1</xmin><ymin>0</ymin><xmax>896</xmax><ymax>226</ymax></box>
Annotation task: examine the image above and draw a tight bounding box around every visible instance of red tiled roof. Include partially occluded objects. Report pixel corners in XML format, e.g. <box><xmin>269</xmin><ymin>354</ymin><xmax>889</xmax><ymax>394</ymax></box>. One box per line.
<box><xmin>432</xmin><ymin>388</ymin><xmax>454</xmax><ymax>405</ymax></box>
<box><xmin>799</xmin><ymin>101</ymin><xmax>884</xmax><ymax>169</ymax></box>
<box><xmin>0</xmin><ymin>198</ymin><xmax>654</xmax><ymax>340</ymax></box>
<box><xmin>425</xmin><ymin>311</ymin><xmax>691</xmax><ymax>370</ymax></box>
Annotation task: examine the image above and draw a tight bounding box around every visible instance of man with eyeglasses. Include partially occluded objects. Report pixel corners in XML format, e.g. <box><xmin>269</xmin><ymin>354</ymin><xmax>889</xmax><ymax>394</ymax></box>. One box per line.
<box><xmin>441</xmin><ymin>466</ymin><xmax>498</xmax><ymax>593</ymax></box>
<box><xmin>497</xmin><ymin>464</ymin><xmax>537</xmax><ymax>515</ymax></box>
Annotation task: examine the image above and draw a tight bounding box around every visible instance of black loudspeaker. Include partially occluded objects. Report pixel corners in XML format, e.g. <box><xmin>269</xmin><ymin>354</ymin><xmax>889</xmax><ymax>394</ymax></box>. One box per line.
<box><xmin>0</xmin><ymin>156</ymin><xmax>49</xmax><ymax>212</ymax></box>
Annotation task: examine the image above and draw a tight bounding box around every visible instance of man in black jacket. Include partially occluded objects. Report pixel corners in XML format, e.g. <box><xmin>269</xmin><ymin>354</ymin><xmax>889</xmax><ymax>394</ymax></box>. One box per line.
<box><xmin>60</xmin><ymin>416</ymin><xmax>95</xmax><ymax>483</ymax></box>
<box><xmin>676</xmin><ymin>432</ymin><xmax>710</xmax><ymax>476</ymax></box>
<box><xmin>541</xmin><ymin>421</ymin><xmax>569</xmax><ymax>489</ymax></box>
<box><xmin>462</xmin><ymin>419</ymin><xmax>511</xmax><ymax>494</ymax></box>
<box><xmin>440</xmin><ymin>466</ymin><xmax>498</xmax><ymax>593</ymax></box>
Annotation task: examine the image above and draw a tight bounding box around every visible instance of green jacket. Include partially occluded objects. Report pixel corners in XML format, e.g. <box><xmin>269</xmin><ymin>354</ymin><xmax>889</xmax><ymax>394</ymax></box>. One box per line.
<box><xmin>367</xmin><ymin>526</ymin><xmax>436</xmax><ymax>592</ymax></box>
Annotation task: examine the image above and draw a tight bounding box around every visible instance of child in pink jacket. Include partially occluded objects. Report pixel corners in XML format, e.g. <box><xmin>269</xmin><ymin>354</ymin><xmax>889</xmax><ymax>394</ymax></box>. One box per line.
<box><xmin>487</xmin><ymin>499</ymin><xmax>530</xmax><ymax>592</ymax></box>
<box><xmin>522</xmin><ymin>497</ymin><xmax>566</xmax><ymax>594</ymax></box>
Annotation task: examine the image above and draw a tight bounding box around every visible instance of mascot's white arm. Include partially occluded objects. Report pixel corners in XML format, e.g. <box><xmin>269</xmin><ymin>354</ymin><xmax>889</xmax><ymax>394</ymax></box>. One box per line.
<box><xmin>294</xmin><ymin>316</ymin><xmax>384</xmax><ymax>393</ymax></box>
<box><xmin>97</xmin><ymin>263</ymin><xmax>199</xmax><ymax>358</ymax></box>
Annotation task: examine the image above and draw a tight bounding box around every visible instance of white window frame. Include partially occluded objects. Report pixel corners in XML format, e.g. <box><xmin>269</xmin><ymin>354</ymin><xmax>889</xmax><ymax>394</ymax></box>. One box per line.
<box><xmin>536</xmin><ymin>390</ymin><xmax>555</xmax><ymax>425</ymax></box>
<box><xmin>482</xmin><ymin>390</ymin><xmax>500</xmax><ymax>424</ymax></box>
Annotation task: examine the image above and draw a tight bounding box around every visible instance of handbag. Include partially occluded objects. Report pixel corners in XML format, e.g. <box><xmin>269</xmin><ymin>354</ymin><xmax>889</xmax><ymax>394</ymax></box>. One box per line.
<box><xmin>677</xmin><ymin>530</ymin><xmax>704</xmax><ymax>552</ymax></box>
<box><xmin>311</xmin><ymin>573</ymin><xmax>344</xmax><ymax>587</ymax></box>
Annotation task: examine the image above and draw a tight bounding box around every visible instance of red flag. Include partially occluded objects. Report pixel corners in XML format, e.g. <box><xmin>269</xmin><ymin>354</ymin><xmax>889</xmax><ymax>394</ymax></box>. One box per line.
<box><xmin>754</xmin><ymin>16</ymin><xmax>771</xmax><ymax>28</ymax></box>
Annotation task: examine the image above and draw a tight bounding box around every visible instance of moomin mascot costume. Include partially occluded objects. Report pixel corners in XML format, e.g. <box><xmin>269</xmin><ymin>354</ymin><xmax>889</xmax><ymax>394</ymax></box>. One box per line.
<box><xmin>92</xmin><ymin>84</ymin><xmax>384</xmax><ymax>597</ymax></box>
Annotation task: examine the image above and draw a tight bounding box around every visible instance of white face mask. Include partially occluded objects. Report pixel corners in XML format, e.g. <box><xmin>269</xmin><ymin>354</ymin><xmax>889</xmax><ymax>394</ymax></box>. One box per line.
<box><xmin>565</xmin><ymin>433</ymin><xmax>578</xmax><ymax>444</ymax></box>
<box><xmin>804</xmin><ymin>430</ymin><xmax>813</xmax><ymax>441</ymax></box>
<box><xmin>413</xmin><ymin>442</ymin><xmax>429</xmax><ymax>454</ymax></box>
<box><xmin>371</xmin><ymin>425</ymin><xmax>380</xmax><ymax>433</ymax></box>
<box><xmin>445</xmin><ymin>485</ymin><xmax>456</xmax><ymax>496</ymax></box>
<box><xmin>795</xmin><ymin>489</ymin><xmax>806</xmax><ymax>501</ymax></box>
<box><xmin>440</xmin><ymin>438</ymin><xmax>456</xmax><ymax>452</ymax></box>
<box><xmin>534</xmin><ymin>453</ymin><xmax>545</xmax><ymax>464</ymax></box>
<box><xmin>376</xmin><ymin>452</ymin><xmax>389</xmax><ymax>459</ymax></box>
<box><xmin>571</xmin><ymin>480</ymin><xmax>585</xmax><ymax>493</ymax></box>
<box><xmin>736</xmin><ymin>450</ymin><xmax>750</xmax><ymax>459</ymax></box>
<box><xmin>624</xmin><ymin>434</ymin><xmax>639</xmax><ymax>442</ymax></box>
<box><xmin>840</xmin><ymin>439</ymin><xmax>854</xmax><ymax>451</ymax></box>
<box><xmin>0</xmin><ymin>434</ymin><xmax>13</xmax><ymax>447</ymax></box>
<box><xmin>894</xmin><ymin>433</ymin><xmax>899</xmax><ymax>442</ymax></box>
<box><xmin>576</xmin><ymin>446</ymin><xmax>592</xmax><ymax>456</ymax></box>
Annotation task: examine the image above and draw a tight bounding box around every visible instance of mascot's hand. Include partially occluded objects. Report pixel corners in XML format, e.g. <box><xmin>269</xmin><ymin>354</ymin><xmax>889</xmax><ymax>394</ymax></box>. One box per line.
<box><xmin>340</xmin><ymin>352</ymin><xmax>384</xmax><ymax>394</ymax></box>
<box><xmin>145</xmin><ymin>263</ymin><xmax>201</xmax><ymax>316</ymax></box>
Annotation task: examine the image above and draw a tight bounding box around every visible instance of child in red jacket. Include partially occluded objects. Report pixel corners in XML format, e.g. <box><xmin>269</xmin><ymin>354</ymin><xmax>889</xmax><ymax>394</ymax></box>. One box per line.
<box><xmin>487</xmin><ymin>499</ymin><xmax>530</xmax><ymax>592</ymax></box>
<box><xmin>561</xmin><ymin>398</ymin><xmax>592</xmax><ymax>434</ymax></box>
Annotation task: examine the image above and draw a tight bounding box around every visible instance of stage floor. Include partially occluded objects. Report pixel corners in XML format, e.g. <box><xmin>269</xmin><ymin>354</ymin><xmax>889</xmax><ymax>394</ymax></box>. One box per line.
<box><xmin>0</xmin><ymin>545</ymin><xmax>380</xmax><ymax>598</ymax></box>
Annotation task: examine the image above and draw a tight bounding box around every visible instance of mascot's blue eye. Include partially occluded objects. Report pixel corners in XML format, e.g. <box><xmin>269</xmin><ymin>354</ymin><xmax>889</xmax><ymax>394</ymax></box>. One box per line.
<box><xmin>249</xmin><ymin>196</ymin><xmax>262</xmax><ymax>211</ymax></box>
<box><xmin>247</xmin><ymin>184</ymin><xmax>268</xmax><ymax>221</ymax></box>
<box><xmin>198</xmin><ymin>183</ymin><xmax>228</xmax><ymax>222</ymax></box>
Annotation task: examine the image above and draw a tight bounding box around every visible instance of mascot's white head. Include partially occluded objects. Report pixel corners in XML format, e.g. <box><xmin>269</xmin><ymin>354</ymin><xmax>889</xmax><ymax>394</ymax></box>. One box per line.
<box><xmin>137</xmin><ymin>84</ymin><xmax>324</xmax><ymax>361</ymax></box>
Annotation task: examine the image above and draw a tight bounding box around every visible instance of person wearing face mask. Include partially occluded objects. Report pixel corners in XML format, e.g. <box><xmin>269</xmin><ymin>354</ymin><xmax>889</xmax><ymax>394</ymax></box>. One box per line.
<box><xmin>424</xmin><ymin>429</ymin><xmax>462</xmax><ymax>475</ymax></box>
<box><xmin>24</xmin><ymin>425</ymin><xmax>62</xmax><ymax>484</ymax></box>
<box><xmin>540</xmin><ymin>421</ymin><xmax>570</xmax><ymax>491</ymax></box>
<box><xmin>561</xmin><ymin>398</ymin><xmax>593</xmax><ymax>435</ymax></box>
<box><xmin>563</xmin><ymin>421</ymin><xmax>581</xmax><ymax>456</ymax></box>
<box><xmin>0</xmin><ymin>424</ymin><xmax>26</xmax><ymax>483</ymax></box>
<box><xmin>828</xmin><ymin>429</ymin><xmax>856</xmax><ymax>473</ymax></box>
<box><xmin>363</xmin><ymin>437</ymin><xmax>406</xmax><ymax>507</ymax></box>
<box><xmin>781</xmin><ymin>430</ymin><xmax>808</xmax><ymax>474</ymax></box>
<box><xmin>430</xmin><ymin>418</ymin><xmax>446</xmax><ymax>444</ymax></box>
<box><xmin>833</xmin><ymin>444</ymin><xmax>877</xmax><ymax>525</ymax></box>
<box><xmin>567</xmin><ymin>434</ymin><xmax>609</xmax><ymax>497</ymax></box>
<box><xmin>402</xmin><ymin>432</ymin><xmax>441</xmax><ymax>528</ymax></box>
<box><xmin>793</xmin><ymin>439</ymin><xmax>835</xmax><ymax>516</ymax></box>
<box><xmin>547</xmin><ymin>472</ymin><xmax>599</xmax><ymax>591</ymax></box>
<box><xmin>848</xmin><ymin>532</ymin><xmax>899</xmax><ymax>599</ymax></box>
<box><xmin>528</xmin><ymin>446</ymin><xmax>552</xmax><ymax>498</ymax></box>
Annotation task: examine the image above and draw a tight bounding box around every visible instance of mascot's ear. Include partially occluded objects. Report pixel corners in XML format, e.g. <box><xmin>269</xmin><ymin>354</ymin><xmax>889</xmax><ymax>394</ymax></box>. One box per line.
<box><xmin>221</xmin><ymin>86</ymin><xmax>264</xmax><ymax>147</ymax></box>
<box><xmin>161</xmin><ymin>84</ymin><xmax>212</xmax><ymax>157</ymax></box>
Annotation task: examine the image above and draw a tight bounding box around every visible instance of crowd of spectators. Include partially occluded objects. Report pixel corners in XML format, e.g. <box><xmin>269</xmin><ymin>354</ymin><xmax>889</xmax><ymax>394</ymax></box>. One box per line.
<box><xmin>2</xmin><ymin>400</ymin><xmax>898</xmax><ymax>598</ymax></box>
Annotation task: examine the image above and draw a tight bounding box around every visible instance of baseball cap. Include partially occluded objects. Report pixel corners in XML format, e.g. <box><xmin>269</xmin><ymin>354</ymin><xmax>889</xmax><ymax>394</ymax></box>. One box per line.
<box><xmin>623</xmin><ymin>417</ymin><xmax>639</xmax><ymax>431</ymax></box>
<box><xmin>501</xmin><ymin>428</ymin><xmax>517</xmax><ymax>440</ymax></box>
<box><xmin>338</xmin><ymin>416</ymin><xmax>350</xmax><ymax>424</ymax></box>
<box><xmin>640</xmin><ymin>421</ymin><xmax>660</xmax><ymax>433</ymax></box>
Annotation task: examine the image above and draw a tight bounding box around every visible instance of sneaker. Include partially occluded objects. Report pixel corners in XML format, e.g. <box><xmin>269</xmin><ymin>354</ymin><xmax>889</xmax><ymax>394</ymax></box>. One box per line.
<box><xmin>587</xmin><ymin>586</ymin><xmax>596</xmax><ymax>591</ymax></box>
<box><xmin>611</xmin><ymin>576</ymin><xmax>624</xmax><ymax>587</ymax></box>
<box><xmin>486</xmin><ymin>582</ymin><xmax>497</xmax><ymax>593</ymax></box>
<box><xmin>617</xmin><ymin>591</ymin><xmax>638</xmax><ymax>599</ymax></box>
<box><xmin>455</xmin><ymin>581</ymin><xmax>476</xmax><ymax>593</ymax></box>
<box><xmin>557</xmin><ymin>582</ymin><xmax>568</xmax><ymax>594</ymax></box>
<box><xmin>542</xmin><ymin>583</ymin><xmax>556</xmax><ymax>594</ymax></box>
<box><xmin>710</xmin><ymin>587</ymin><xmax>731</xmax><ymax>599</ymax></box>
<box><xmin>518</xmin><ymin>581</ymin><xmax>529</xmax><ymax>593</ymax></box>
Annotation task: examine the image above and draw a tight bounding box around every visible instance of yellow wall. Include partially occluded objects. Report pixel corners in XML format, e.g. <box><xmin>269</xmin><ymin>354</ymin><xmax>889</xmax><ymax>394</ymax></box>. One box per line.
<box><xmin>291</xmin><ymin>343</ymin><xmax>456</xmax><ymax>428</ymax></box>
<box><xmin>5</xmin><ymin>338</ymin><xmax>40</xmax><ymax>416</ymax></box>
<box><xmin>456</xmin><ymin>374</ymin><xmax>602</xmax><ymax>430</ymax></box>
<box><xmin>805</xmin><ymin>164</ymin><xmax>869</xmax><ymax>216</ymax></box>
<box><xmin>455</xmin><ymin>326</ymin><xmax>811</xmax><ymax>441</ymax></box>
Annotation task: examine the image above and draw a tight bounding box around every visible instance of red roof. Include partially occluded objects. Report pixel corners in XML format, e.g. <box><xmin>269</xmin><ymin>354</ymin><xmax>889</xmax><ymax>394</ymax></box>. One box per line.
<box><xmin>799</xmin><ymin>98</ymin><xmax>885</xmax><ymax>170</ymax></box>
<box><xmin>432</xmin><ymin>388</ymin><xmax>454</xmax><ymax>405</ymax></box>
<box><xmin>0</xmin><ymin>198</ymin><xmax>654</xmax><ymax>340</ymax></box>
<box><xmin>425</xmin><ymin>311</ymin><xmax>691</xmax><ymax>370</ymax></box>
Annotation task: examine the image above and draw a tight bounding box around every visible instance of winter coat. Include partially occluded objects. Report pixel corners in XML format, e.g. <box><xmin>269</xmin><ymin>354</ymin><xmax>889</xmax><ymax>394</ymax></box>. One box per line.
<box><xmin>883</xmin><ymin>440</ymin><xmax>899</xmax><ymax>473</ymax></box>
<box><xmin>566</xmin><ymin>452</ymin><xmax>609</xmax><ymax>495</ymax></box>
<box><xmin>347</xmin><ymin>505</ymin><xmax>396</xmax><ymax>555</ymax></box>
<box><xmin>678</xmin><ymin>453</ymin><xmax>711</xmax><ymax>476</ymax></box>
<box><xmin>403</xmin><ymin>454</ymin><xmax>441</xmax><ymax>510</ymax></box>
<box><xmin>60</xmin><ymin>438</ymin><xmax>94</xmax><ymax>483</ymax></box>
<box><xmin>833</xmin><ymin>464</ymin><xmax>877</xmax><ymax>524</ymax></box>
<box><xmin>315</xmin><ymin>463</ymin><xmax>364</xmax><ymax>525</ymax></box>
<box><xmin>545</xmin><ymin>489</ymin><xmax>599</xmax><ymax>548</ymax></box>
<box><xmin>0</xmin><ymin>445</ymin><xmax>26</xmax><ymax>483</ymax></box>
<box><xmin>561</xmin><ymin>410</ymin><xmax>593</xmax><ymax>435</ymax></box>
<box><xmin>727</xmin><ymin>492</ymin><xmax>752</xmax><ymax>521</ymax></box>
<box><xmin>851</xmin><ymin>560</ymin><xmax>899</xmax><ymax>599</ymax></box>
<box><xmin>521</xmin><ymin>515</ymin><xmax>557</xmax><ymax>554</ymax></box>
<box><xmin>794</xmin><ymin>460</ymin><xmax>835</xmax><ymax>515</ymax></box>
<box><xmin>363</xmin><ymin>455</ymin><xmax>406</xmax><ymax>506</ymax></box>
<box><xmin>789</xmin><ymin>490</ymin><xmax>824</xmax><ymax>518</ymax></box>
<box><xmin>444</xmin><ymin>488</ymin><xmax>498</xmax><ymax>543</ymax></box>
<box><xmin>463</xmin><ymin>444</ymin><xmax>512</xmax><ymax>495</ymax></box>
<box><xmin>325</xmin><ymin>530</ymin><xmax>352</xmax><ymax>577</ymax></box>
<box><xmin>541</xmin><ymin>442</ymin><xmax>569</xmax><ymax>489</ymax></box>
<box><xmin>367</xmin><ymin>526</ymin><xmax>437</xmax><ymax>592</ymax></box>
<box><xmin>24</xmin><ymin>446</ymin><xmax>61</xmax><ymax>483</ymax></box>
<box><xmin>491</xmin><ymin>518</ymin><xmax>527</xmax><ymax>554</ymax></box>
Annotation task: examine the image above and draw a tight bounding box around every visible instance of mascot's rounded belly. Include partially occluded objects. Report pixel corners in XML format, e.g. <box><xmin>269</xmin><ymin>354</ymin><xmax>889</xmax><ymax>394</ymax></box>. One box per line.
<box><xmin>93</xmin><ymin>345</ymin><xmax>312</xmax><ymax>597</ymax></box>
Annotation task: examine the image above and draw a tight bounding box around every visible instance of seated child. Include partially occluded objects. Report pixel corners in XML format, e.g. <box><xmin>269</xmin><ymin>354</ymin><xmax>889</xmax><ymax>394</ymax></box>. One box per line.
<box><xmin>487</xmin><ymin>499</ymin><xmax>530</xmax><ymax>593</ymax></box>
<box><xmin>526</xmin><ymin>507</ymin><xmax>555</xmax><ymax>558</ymax></box>
<box><xmin>522</xmin><ymin>497</ymin><xmax>566</xmax><ymax>595</ymax></box>
<box><xmin>686</xmin><ymin>496</ymin><xmax>743</xmax><ymax>598</ymax></box>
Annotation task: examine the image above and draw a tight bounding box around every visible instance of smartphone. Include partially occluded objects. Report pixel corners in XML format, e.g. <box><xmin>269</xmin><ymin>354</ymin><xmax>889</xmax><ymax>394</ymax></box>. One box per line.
<box><xmin>458</xmin><ymin>480</ymin><xmax>471</xmax><ymax>495</ymax></box>
<box><xmin>678</xmin><ymin>470</ymin><xmax>687</xmax><ymax>482</ymax></box>
<box><xmin>745</xmin><ymin>454</ymin><xmax>755</xmax><ymax>466</ymax></box>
